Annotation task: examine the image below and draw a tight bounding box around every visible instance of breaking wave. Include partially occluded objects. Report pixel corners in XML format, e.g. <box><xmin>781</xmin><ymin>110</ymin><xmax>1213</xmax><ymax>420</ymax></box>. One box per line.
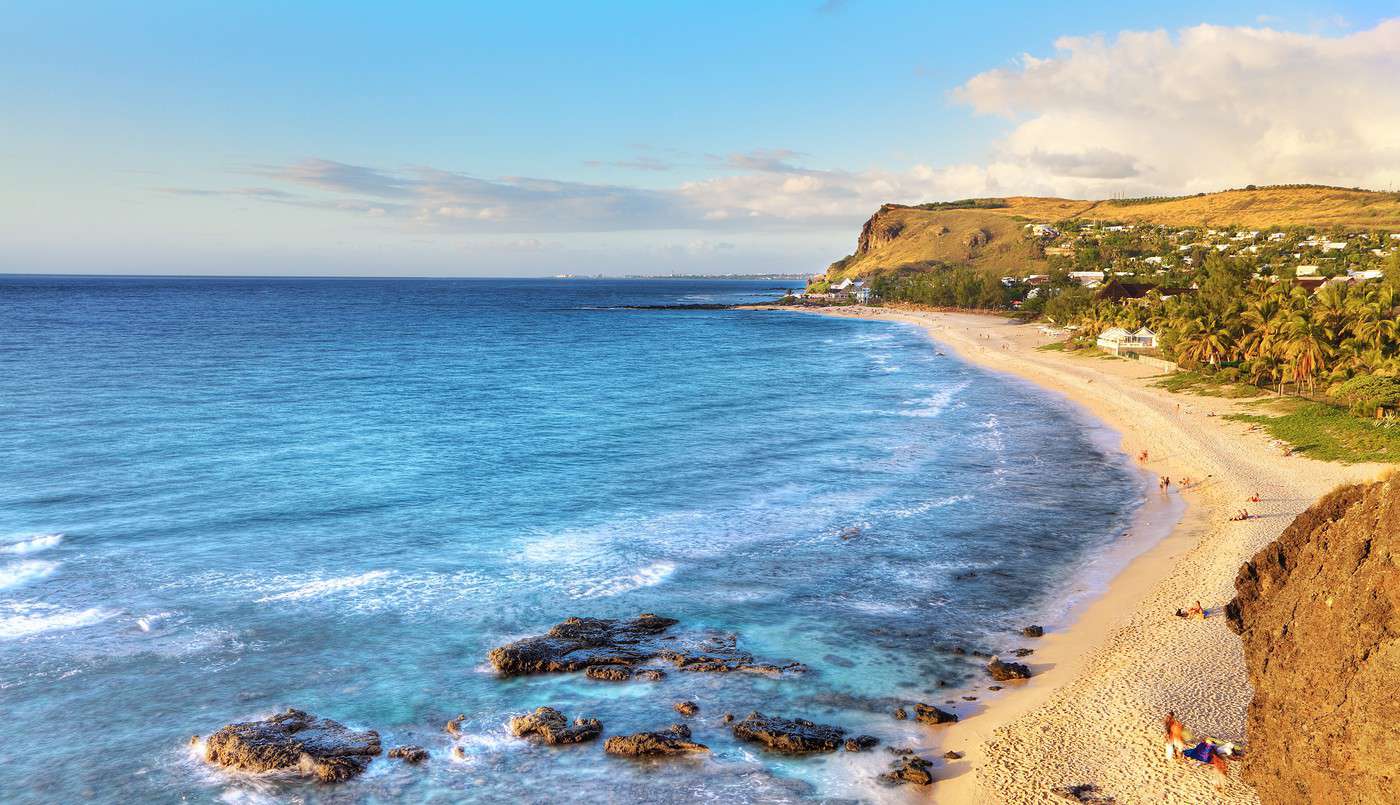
<box><xmin>1</xmin><ymin>533</ymin><xmax>63</xmax><ymax>555</ymax></box>
<box><xmin>0</xmin><ymin>560</ymin><xmax>59</xmax><ymax>590</ymax></box>
<box><xmin>0</xmin><ymin>601</ymin><xmax>115</xmax><ymax>639</ymax></box>
<box><xmin>256</xmin><ymin>570</ymin><xmax>392</xmax><ymax>603</ymax></box>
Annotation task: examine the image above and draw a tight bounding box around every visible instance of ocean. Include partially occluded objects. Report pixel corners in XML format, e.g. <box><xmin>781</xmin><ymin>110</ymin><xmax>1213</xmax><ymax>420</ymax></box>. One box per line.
<box><xmin>0</xmin><ymin>276</ymin><xmax>1145</xmax><ymax>803</ymax></box>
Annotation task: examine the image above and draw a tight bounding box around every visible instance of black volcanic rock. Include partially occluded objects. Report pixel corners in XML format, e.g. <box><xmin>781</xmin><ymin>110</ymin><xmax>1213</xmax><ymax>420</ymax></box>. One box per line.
<box><xmin>508</xmin><ymin>707</ymin><xmax>602</xmax><ymax>745</ymax></box>
<box><xmin>986</xmin><ymin>657</ymin><xmax>1032</xmax><ymax>681</ymax></box>
<box><xmin>913</xmin><ymin>703</ymin><xmax>958</xmax><ymax>725</ymax></box>
<box><xmin>603</xmin><ymin>724</ymin><xmax>708</xmax><ymax>756</ymax></box>
<box><xmin>388</xmin><ymin>745</ymin><xmax>428</xmax><ymax>763</ymax></box>
<box><xmin>489</xmin><ymin>614</ymin><xmax>802</xmax><ymax>677</ymax></box>
<box><xmin>881</xmin><ymin>755</ymin><xmax>935</xmax><ymax>786</ymax></box>
<box><xmin>731</xmin><ymin>712</ymin><xmax>847</xmax><ymax>753</ymax></box>
<box><xmin>844</xmin><ymin>735</ymin><xmax>880</xmax><ymax>752</ymax></box>
<box><xmin>201</xmin><ymin>708</ymin><xmax>381</xmax><ymax>782</ymax></box>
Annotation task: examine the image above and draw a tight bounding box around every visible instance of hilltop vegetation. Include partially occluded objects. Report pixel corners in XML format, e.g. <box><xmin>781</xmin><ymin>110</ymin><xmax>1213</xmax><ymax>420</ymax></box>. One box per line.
<box><xmin>826</xmin><ymin>185</ymin><xmax>1400</xmax><ymax>281</ymax></box>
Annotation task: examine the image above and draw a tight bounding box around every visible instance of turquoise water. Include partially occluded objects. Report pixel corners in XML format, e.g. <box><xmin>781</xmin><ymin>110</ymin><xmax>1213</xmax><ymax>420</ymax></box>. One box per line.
<box><xmin>0</xmin><ymin>277</ymin><xmax>1143</xmax><ymax>803</ymax></box>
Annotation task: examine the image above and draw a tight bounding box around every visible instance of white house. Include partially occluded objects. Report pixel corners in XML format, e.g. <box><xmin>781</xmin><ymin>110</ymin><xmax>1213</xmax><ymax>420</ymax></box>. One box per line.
<box><xmin>1296</xmin><ymin>265</ymin><xmax>1321</xmax><ymax>277</ymax></box>
<box><xmin>1097</xmin><ymin>326</ymin><xmax>1158</xmax><ymax>355</ymax></box>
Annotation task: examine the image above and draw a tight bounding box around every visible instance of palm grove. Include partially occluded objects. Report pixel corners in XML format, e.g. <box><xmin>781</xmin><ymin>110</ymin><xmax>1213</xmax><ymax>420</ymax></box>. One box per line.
<box><xmin>869</xmin><ymin>249</ymin><xmax>1400</xmax><ymax>414</ymax></box>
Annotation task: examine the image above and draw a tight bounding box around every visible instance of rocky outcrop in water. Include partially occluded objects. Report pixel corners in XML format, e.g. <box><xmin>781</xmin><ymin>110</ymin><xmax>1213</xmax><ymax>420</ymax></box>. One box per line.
<box><xmin>913</xmin><ymin>703</ymin><xmax>958</xmax><ymax>725</ymax></box>
<box><xmin>1226</xmin><ymin>477</ymin><xmax>1400</xmax><ymax>804</ymax></box>
<box><xmin>388</xmin><ymin>745</ymin><xmax>428</xmax><ymax>763</ymax></box>
<box><xmin>603</xmin><ymin>724</ymin><xmax>708</xmax><ymax>756</ymax></box>
<box><xmin>489</xmin><ymin>614</ymin><xmax>803</xmax><ymax>677</ymax></box>
<box><xmin>881</xmin><ymin>754</ymin><xmax>935</xmax><ymax>786</ymax></box>
<box><xmin>844</xmin><ymin>735</ymin><xmax>879</xmax><ymax>752</ymax></box>
<box><xmin>731</xmin><ymin>712</ymin><xmax>847</xmax><ymax>753</ymax></box>
<box><xmin>673</xmin><ymin>701</ymin><xmax>699</xmax><ymax>717</ymax></box>
<box><xmin>508</xmin><ymin>707</ymin><xmax>602</xmax><ymax>745</ymax></box>
<box><xmin>201</xmin><ymin>709</ymin><xmax>382</xmax><ymax>782</ymax></box>
<box><xmin>986</xmin><ymin>657</ymin><xmax>1031</xmax><ymax>681</ymax></box>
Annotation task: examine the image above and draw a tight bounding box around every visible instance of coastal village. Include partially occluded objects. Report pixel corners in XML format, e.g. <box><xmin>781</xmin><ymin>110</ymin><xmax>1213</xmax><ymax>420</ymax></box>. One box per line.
<box><xmin>796</xmin><ymin>218</ymin><xmax>1400</xmax><ymax>304</ymax></box>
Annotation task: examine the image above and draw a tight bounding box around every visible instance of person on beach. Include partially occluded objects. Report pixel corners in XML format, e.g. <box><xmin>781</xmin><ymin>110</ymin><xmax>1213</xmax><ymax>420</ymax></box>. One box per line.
<box><xmin>1174</xmin><ymin>601</ymin><xmax>1207</xmax><ymax>620</ymax></box>
<box><xmin>1163</xmin><ymin>711</ymin><xmax>1187</xmax><ymax>761</ymax></box>
<box><xmin>1184</xmin><ymin>739</ymin><xmax>1231</xmax><ymax>790</ymax></box>
<box><xmin>1138</xmin><ymin>450</ymin><xmax>1149</xmax><ymax>463</ymax></box>
<box><xmin>1248</xmin><ymin>493</ymin><xmax>1261</xmax><ymax>503</ymax></box>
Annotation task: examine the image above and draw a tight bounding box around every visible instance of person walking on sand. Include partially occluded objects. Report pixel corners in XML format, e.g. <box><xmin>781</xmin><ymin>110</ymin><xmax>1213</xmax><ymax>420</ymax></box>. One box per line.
<box><xmin>1164</xmin><ymin>711</ymin><xmax>1187</xmax><ymax>761</ymax></box>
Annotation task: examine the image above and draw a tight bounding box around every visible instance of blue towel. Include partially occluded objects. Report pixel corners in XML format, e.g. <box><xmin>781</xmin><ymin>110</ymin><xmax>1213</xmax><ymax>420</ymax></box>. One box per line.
<box><xmin>1183</xmin><ymin>742</ymin><xmax>1215</xmax><ymax>763</ymax></box>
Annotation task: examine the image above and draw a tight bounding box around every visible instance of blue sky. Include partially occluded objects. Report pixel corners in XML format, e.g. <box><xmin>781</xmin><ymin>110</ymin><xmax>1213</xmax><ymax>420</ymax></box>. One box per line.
<box><xmin>3</xmin><ymin>1</ymin><xmax>1397</xmax><ymax>275</ymax></box>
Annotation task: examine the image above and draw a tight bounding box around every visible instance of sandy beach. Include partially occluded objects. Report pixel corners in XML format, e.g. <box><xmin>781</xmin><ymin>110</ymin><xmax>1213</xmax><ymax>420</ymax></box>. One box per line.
<box><xmin>767</xmin><ymin>305</ymin><xmax>1388</xmax><ymax>804</ymax></box>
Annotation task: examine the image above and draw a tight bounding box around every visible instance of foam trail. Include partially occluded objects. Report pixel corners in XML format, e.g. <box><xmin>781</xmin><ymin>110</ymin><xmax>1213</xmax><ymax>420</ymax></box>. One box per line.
<box><xmin>572</xmin><ymin>561</ymin><xmax>676</xmax><ymax>599</ymax></box>
<box><xmin>0</xmin><ymin>560</ymin><xmax>59</xmax><ymax>590</ymax></box>
<box><xmin>0</xmin><ymin>603</ymin><xmax>114</xmax><ymax>639</ymax></box>
<box><xmin>1</xmin><ymin>533</ymin><xmax>63</xmax><ymax>555</ymax></box>
<box><xmin>256</xmin><ymin>570</ymin><xmax>391</xmax><ymax>602</ymax></box>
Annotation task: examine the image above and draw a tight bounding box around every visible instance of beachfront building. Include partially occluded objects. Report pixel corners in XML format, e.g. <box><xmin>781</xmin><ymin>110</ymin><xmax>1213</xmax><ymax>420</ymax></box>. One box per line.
<box><xmin>1096</xmin><ymin>326</ymin><xmax>1158</xmax><ymax>355</ymax></box>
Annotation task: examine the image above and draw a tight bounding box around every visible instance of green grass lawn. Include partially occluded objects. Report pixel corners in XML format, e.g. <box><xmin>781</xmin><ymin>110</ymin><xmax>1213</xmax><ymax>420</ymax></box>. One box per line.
<box><xmin>1226</xmin><ymin>398</ymin><xmax>1400</xmax><ymax>463</ymax></box>
<box><xmin>1154</xmin><ymin>369</ymin><xmax>1264</xmax><ymax>399</ymax></box>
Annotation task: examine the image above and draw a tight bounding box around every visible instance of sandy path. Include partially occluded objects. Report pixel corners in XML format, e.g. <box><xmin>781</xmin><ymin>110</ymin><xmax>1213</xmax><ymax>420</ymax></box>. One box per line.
<box><xmin>763</xmin><ymin>305</ymin><xmax>1387</xmax><ymax>804</ymax></box>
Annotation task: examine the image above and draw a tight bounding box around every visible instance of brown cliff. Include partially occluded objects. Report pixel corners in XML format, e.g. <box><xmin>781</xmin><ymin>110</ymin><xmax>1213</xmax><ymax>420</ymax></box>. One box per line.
<box><xmin>1227</xmin><ymin>475</ymin><xmax>1400</xmax><ymax>804</ymax></box>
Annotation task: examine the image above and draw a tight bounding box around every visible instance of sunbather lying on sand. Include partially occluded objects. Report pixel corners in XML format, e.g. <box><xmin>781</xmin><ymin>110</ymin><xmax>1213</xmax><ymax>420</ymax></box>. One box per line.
<box><xmin>1174</xmin><ymin>601</ymin><xmax>1207</xmax><ymax>620</ymax></box>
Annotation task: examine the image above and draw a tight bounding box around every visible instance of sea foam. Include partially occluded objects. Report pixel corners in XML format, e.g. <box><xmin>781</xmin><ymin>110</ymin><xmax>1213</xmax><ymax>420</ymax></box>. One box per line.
<box><xmin>0</xmin><ymin>601</ymin><xmax>114</xmax><ymax>639</ymax></box>
<box><xmin>572</xmin><ymin>561</ymin><xmax>676</xmax><ymax>599</ymax></box>
<box><xmin>1</xmin><ymin>533</ymin><xmax>63</xmax><ymax>555</ymax></box>
<box><xmin>256</xmin><ymin>570</ymin><xmax>392</xmax><ymax>603</ymax></box>
<box><xmin>0</xmin><ymin>560</ymin><xmax>59</xmax><ymax>590</ymax></box>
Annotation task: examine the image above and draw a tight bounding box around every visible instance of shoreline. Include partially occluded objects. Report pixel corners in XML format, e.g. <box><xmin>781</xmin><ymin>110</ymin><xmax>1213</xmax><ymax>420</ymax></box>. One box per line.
<box><xmin>758</xmin><ymin>304</ymin><xmax>1386</xmax><ymax>803</ymax></box>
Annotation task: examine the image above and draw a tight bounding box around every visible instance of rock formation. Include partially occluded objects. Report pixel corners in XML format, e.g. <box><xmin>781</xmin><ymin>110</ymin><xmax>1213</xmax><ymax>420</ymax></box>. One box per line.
<box><xmin>730</xmin><ymin>712</ymin><xmax>847</xmax><ymax>752</ymax></box>
<box><xmin>508</xmin><ymin>706</ymin><xmax>602</xmax><ymax>745</ymax></box>
<box><xmin>881</xmin><ymin>754</ymin><xmax>935</xmax><ymax>786</ymax></box>
<box><xmin>844</xmin><ymin>735</ymin><xmax>879</xmax><ymax>752</ymax></box>
<box><xmin>603</xmin><ymin>724</ymin><xmax>708</xmax><ymax>756</ymax></box>
<box><xmin>857</xmin><ymin>206</ymin><xmax>906</xmax><ymax>254</ymax></box>
<box><xmin>912</xmin><ymin>703</ymin><xmax>958</xmax><ymax>725</ymax></box>
<box><xmin>388</xmin><ymin>745</ymin><xmax>428</xmax><ymax>763</ymax></box>
<box><xmin>986</xmin><ymin>657</ymin><xmax>1032</xmax><ymax>681</ymax></box>
<box><xmin>201</xmin><ymin>709</ymin><xmax>382</xmax><ymax>782</ymax></box>
<box><xmin>1227</xmin><ymin>477</ymin><xmax>1400</xmax><ymax>804</ymax></box>
<box><xmin>489</xmin><ymin>614</ymin><xmax>803</xmax><ymax>677</ymax></box>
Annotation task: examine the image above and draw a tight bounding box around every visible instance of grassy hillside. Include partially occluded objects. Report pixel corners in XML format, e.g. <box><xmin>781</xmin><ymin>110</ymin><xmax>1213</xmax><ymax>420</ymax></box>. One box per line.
<box><xmin>826</xmin><ymin>205</ymin><xmax>1047</xmax><ymax>278</ymax></box>
<box><xmin>827</xmin><ymin>185</ymin><xmax>1400</xmax><ymax>280</ymax></box>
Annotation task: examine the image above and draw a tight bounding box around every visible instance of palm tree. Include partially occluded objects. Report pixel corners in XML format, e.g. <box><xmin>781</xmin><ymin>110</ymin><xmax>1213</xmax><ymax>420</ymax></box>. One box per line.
<box><xmin>1284</xmin><ymin>311</ymin><xmax>1332</xmax><ymax>396</ymax></box>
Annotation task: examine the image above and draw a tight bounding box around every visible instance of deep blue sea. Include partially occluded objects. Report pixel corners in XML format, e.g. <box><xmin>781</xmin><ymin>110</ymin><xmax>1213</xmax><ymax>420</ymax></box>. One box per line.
<box><xmin>0</xmin><ymin>277</ymin><xmax>1145</xmax><ymax>803</ymax></box>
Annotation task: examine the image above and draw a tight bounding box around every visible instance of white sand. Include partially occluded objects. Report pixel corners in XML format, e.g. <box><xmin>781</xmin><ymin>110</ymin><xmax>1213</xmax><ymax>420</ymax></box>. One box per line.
<box><xmin>769</xmin><ymin>305</ymin><xmax>1388</xmax><ymax>804</ymax></box>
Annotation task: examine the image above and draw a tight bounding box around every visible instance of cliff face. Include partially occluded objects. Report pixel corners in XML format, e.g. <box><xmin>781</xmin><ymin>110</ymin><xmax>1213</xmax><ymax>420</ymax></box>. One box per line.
<box><xmin>1226</xmin><ymin>476</ymin><xmax>1400</xmax><ymax>804</ymax></box>
<box><xmin>827</xmin><ymin>206</ymin><xmax>1044</xmax><ymax>280</ymax></box>
<box><xmin>856</xmin><ymin>204</ymin><xmax>906</xmax><ymax>255</ymax></box>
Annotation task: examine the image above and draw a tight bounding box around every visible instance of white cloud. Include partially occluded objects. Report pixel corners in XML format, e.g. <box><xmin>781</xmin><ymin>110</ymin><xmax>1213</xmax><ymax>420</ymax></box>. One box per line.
<box><xmin>165</xmin><ymin>20</ymin><xmax>1400</xmax><ymax>240</ymax></box>
<box><xmin>953</xmin><ymin>20</ymin><xmax>1400</xmax><ymax>195</ymax></box>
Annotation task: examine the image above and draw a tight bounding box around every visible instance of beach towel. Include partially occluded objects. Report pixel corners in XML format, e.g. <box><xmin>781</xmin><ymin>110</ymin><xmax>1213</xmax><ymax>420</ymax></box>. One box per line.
<box><xmin>1183</xmin><ymin>741</ymin><xmax>1216</xmax><ymax>764</ymax></box>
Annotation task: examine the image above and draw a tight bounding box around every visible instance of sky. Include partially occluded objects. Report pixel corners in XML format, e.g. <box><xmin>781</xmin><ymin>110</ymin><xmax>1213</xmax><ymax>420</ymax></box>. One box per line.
<box><xmin>3</xmin><ymin>1</ymin><xmax>1399</xmax><ymax>276</ymax></box>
